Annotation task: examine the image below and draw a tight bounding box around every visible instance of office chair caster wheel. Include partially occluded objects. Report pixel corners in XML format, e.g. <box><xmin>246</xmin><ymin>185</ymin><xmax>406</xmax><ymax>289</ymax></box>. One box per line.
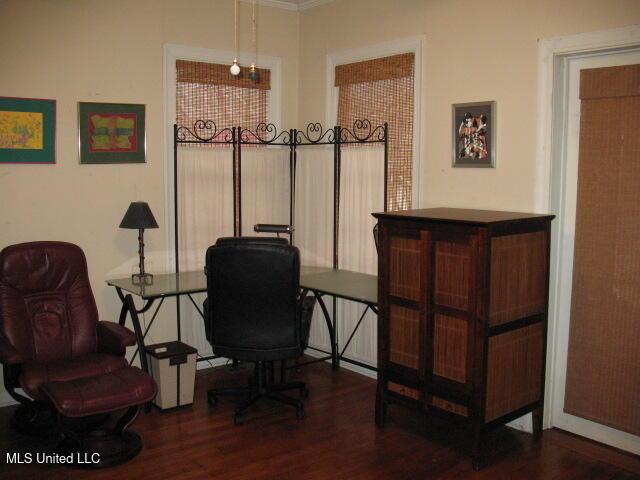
<box><xmin>233</xmin><ymin>413</ymin><xmax>244</xmax><ymax>426</ymax></box>
<box><xmin>296</xmin><ymin>408</ymin><xmax>305</xmax><ymax>420</ymax></box>
<box><xmin>207</xmin><ymin>392</ymin><xmax>218</xmax><ymax>406</ymax></box>
<box><xmin>300</xmin><ymin>387</ymin><xmax>309</xmax><ymax>399</ymax></box>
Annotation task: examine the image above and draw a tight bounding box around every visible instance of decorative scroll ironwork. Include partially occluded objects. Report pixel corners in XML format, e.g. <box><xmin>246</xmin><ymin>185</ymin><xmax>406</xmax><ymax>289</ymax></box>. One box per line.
<box><xmin>340</xmin><ymin>119</ymin><xmax>386</xmax><ymax>143</ymax></box>
<box><xmin>175</xmin><ymin>118</ymin><xmax>385</xmax><ymax>146</ymax></box>
<box><xmin>295</xmin><ymin>122</ymin><xmax>335</xmax><ymax>144</ymax></box>
<box><xmin>239</xmin><ymin>123</ymin><xmax>292</xmax><ymax>144</ymax></box>
<box><xmin>175</xmin><ymin>120</ymin><xmax>234</xmax><ymax>143</ymax></box>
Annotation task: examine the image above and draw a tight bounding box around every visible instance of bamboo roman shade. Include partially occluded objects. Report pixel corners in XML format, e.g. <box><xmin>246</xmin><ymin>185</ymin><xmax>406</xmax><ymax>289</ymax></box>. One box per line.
<box><xmin>176</xmin><ymin>59</ymin><xmax>269</xmax><ymax>146</ymax></box>
<box><xmin>335</xmin><ymin>53</ymin><xmax>414</xmax><ymax>86</ymax></box>
<box><xmin>177</xmin><ymin>59</ymin><xmax>271</xmax><ymax>90</ymax></box>
<box><xmin>336</xmin><ymin>53</ymin><xmax>414</xmax><ymax>211</ymax></box>
<box><xmin>564</xmin><ymin>64</ymin><xmax>640</xmax><ymax>436</ymax></box>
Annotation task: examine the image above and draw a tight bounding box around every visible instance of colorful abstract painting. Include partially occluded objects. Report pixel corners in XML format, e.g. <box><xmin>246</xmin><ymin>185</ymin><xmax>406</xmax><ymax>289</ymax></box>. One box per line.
<box><xmin>0</xmin><ymin>97</ymin><xmax>56</xmax><ymax>164</ymax></box>
<box><xmin>452</xmin><ymin>101</ymin><xmax>495</xmax><ymax>168</ymax></box>
<box><xmin>89</xmin><ymin>113</ymin><xmax>137</xmax><ymax>152</ymax></box>
<box><xmin>78</xmin><ymin>102</ymin><xmax>145</xmax><ymax>164</ymax></box>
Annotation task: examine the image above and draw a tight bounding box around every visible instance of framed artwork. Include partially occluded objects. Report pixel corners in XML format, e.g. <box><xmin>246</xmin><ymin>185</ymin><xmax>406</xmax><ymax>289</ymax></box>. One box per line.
<box><xmin>0</xmin><ymin>96</ymin><xmax>56</xmax><ymax>164</ymax></box>
<box><xmin>78</xmin><ymin>102</ymin><xmax>146</xmax><ymax>164</ymax></box>
<box><xmin>452</xmin><ymin>101</ymin><xmax>495</xmax><ymax>168</ymax></box>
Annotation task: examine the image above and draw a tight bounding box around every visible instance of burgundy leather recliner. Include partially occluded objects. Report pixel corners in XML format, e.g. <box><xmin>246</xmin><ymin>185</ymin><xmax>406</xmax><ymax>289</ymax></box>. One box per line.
<box><xmin>0</xmin><ymin>241</ymin><xmax>156</xmax><ymax>468</ymax></box>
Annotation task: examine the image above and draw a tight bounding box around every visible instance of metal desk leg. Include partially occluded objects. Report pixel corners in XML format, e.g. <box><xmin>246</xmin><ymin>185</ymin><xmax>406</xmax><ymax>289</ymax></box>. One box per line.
<box><xmin>115</xmin><ymin>287</ymin><xmax>156</xmax><ymax>319</ymax></box>
<box><xmin>332</xmin><ymin>296</ymin><xmax>339</xmax><ymax>369</ymax></box>
<box><xmin>123</xmin><ymin>294</ymin><xmax>149</xmax><ymax>375</ymax></box>
<box><xmin>115</xmin><ymin>287</ymin><xmax>158</xmax><ymax>367</ymax></box>
<box><xmin>313</xmin><ymin>291</ymin><xmax>338</xmax><ymax>370</ymax></box>
<box><xmin>122</xmin><ymin>294</ymin><xmax>152</xmax><ymax>414</ymax></box>
<box><xmin>338</xmin><ymin>305</ymin><xmax>370</xmax><ymax>360</ymax></box>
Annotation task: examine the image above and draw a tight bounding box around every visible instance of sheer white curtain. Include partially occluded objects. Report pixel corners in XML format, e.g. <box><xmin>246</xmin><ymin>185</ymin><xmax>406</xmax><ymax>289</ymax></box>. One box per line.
<box><xmin>337</xmin><ymin>146</ymin><xmax>384</xmax><ymax>366</ymax></box>
<box><xmin>295</xmin><ymin>147</ymin><xmax>334</xmax><ymax>348</ymax></box>
<box><xmin>177</xmin><ymin>146</ymin><xmax>290</xmax><ymax>355</ymax></box>
<box><xmin>240</xmin><ymin>147</ymin><xmax>291</xmax><ymax>234</ymax></box>
<box><xmin>296</xmin><ymin>145</ymin><xmax>384</xmax><ymax>367</ymax></box>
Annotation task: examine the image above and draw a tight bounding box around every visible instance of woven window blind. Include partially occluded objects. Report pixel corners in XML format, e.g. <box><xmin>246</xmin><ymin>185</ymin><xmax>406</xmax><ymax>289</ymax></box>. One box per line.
<box><xmin>336</xmin><ymin>53</ymin><xmax>414</xmax><ymax>211</ymax></box>
<box><xmin>564</xmin><ymin>64</ymin><xmax>640</xmax><ymax>436</ymax></box>
<box><xmin>176</xmin><ymin>60</ymin><xmax>270</xmax><ymax>146</ymax></box>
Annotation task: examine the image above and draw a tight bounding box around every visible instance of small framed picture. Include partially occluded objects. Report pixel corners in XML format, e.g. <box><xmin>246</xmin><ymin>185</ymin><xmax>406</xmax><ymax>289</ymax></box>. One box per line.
<box><xmin>78</xmin><ymin>102</ymin><xmax>146</xmax><ymax>164</ymax></box>
<box><xmin>0</xmin><ymin>96</ymin><xmax>56</xmax><ymax>164</ymax></box>
<box><xmin>452</xmin><ymin>101</ymin><xmax>495</xmax><ymax>168</ymax></box>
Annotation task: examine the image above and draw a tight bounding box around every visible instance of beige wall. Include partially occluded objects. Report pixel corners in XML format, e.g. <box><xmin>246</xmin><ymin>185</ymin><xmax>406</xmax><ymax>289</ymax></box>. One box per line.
<box><xmin>0</xmin><ymin>0</ymin><xmax>299</xmax><ymax>401</ymax></box>
<box><xmin>0</xmin><ymin>0</ymin><xmax>638</xmax><ymax>403</ymax></box>
<box><xmin>298</xmin><ymin>0</ymin><xmax>640</xmax><ymax>211</ymax></box>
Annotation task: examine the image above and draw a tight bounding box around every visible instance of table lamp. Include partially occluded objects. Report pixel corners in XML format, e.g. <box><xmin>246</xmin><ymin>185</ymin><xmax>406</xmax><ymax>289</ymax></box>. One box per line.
<box><xmin>120</xmin><ymin>201</ymin><xmax>159</xmax><ymax>285</ymax></box>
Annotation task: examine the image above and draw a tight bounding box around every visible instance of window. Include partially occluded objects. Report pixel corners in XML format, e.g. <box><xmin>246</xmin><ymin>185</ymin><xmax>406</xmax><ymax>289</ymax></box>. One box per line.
<box><xmin>335</xmin><ymin>53</ymin><xmax>415</xmax><ymax>211</ymax></box>
<box><xmin>175</xmin><ymin>59</ymin><xmax>271</xmax><ymax>143</ymax></box>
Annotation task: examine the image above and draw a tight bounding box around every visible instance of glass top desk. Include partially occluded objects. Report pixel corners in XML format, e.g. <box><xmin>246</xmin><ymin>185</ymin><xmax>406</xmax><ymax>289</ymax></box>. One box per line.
<box><xmin>107</xmin><ymin>266</ymin><xmax>378</xmax><ymax>371</ymax></box>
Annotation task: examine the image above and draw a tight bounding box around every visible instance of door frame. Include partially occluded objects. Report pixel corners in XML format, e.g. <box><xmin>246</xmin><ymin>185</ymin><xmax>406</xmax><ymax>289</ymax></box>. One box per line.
<box><xmin>535</xmin><ymin>24</ymin><xmax>640</xmax><ymax>447</ymax></box>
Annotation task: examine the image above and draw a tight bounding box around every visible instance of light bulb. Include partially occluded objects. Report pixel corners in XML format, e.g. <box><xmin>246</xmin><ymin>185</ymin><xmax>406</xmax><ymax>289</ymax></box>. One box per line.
<box><xmin>249</xmin><ymin>64</ymin><xmax>258</xmax><ymax>81</ymax></box>
<box><xmin>230</xmin><ymin>59</ymin><xmax>240</xmax><ymax>76</ymax></box>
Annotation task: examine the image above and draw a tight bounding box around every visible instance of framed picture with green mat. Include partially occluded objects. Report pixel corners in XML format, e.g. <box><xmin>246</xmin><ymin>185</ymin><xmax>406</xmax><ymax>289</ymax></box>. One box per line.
<box><xmin>0</xmin><ymin>96</ymin><xmax>56</xmax><ymax>164</ymax></box>
<box><xmin>78</xmin><ymin>102</ymin><xmax>146</xmax><ymax>164</ymax></box>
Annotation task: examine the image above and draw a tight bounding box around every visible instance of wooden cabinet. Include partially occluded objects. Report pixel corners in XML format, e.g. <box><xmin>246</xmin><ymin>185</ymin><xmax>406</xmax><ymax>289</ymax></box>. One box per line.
<box><xmin>372</xmin><ymin>208</ymin><xmax>554</xmax><ymax>469</ymax></box>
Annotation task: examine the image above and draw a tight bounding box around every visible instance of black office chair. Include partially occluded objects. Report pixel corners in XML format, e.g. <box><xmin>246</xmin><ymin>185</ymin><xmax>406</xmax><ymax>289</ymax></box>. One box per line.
<box><xmin>204</xmin><ymin>237</ymin><xmax>308</xmax><ymax>424</ymax></box>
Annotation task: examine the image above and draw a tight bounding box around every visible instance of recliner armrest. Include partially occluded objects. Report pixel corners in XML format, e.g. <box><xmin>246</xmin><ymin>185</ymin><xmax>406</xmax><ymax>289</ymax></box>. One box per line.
<box><xmin>97</xmin><ymin>321</ymin><xmax>137</xmax><ymax>357</ymax></box>
<box><xmin>0</xmin><ymin>336</ymin><xmax>24</xmax><ymax>365</ymax></box>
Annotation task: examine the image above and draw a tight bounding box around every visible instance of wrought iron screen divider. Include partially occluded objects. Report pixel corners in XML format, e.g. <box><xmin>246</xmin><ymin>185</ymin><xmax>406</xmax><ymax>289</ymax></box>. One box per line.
<box><xmin>172</xmin><ymin>119</ymin><xmax>387</xmax><ymax>343</ymax></box>
<box><xmin>173</xmin><ymin>119</ymin><xmax>388</xmax><ymax>275</ymax></box>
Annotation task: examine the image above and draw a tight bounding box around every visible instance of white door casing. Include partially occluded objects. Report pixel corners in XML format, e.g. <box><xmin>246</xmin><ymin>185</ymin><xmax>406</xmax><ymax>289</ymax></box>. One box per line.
<box><xmin>537</xmin><ymin>25</ymin><xmax>640</xmax><ymax>453</ymax></box>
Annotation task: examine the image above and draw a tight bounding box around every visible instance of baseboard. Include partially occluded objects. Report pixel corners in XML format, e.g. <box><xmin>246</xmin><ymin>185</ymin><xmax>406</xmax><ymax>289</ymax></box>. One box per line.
<box><xmin>507</xmin><ymin>413</ymin><xmax>533</xmax><ymax>433</ymax></box>
<box><xmin>196</xmin><ymin>356</ymin><xmax>229</xmax><ymax>370</ymax></box>
<box><xmin>304</xmin><ymin>347</ymin><xmax>378</xmax><ymax>380</ymax></box>
<box><xmin>0</xmin><ymin>390</ymin><xmax>18</xmax><ymax>408</ymax></box>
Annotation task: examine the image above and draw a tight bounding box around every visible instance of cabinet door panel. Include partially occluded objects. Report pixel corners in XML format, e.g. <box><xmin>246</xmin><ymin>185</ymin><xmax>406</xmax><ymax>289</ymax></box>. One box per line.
<box><xmin>389</xmin><ymin>236</ymin><xmax>422</xmax><ymax>302</ymax></box>
<box><xmin>389</xmin><ymin>305</ymin><xmax>421</xmax><ymax>370</ymax></box>
<box><xmin>434</xmin><ymin>240</ymin><xmax>473</xmax><ymax>311</ymax></box>
<box><xmin>433</xmin><ymin>314</ymin><xmax>468</xmax><ymax>383</ymax></box>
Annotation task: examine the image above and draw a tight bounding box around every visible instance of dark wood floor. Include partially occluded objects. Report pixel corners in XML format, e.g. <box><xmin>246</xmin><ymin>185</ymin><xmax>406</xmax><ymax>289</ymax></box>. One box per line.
<box><xmin>0</xmin><ymin>359</ymin><xmax>638</xmax><ymax>479</ymax></box>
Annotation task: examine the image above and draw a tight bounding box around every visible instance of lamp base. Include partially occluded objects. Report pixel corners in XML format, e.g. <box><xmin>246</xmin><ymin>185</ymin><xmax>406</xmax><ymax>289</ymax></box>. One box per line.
<box><xmin>131</xmin><ymin>273</ymin><xmax>153</xmax><ymax>285</ymax></box>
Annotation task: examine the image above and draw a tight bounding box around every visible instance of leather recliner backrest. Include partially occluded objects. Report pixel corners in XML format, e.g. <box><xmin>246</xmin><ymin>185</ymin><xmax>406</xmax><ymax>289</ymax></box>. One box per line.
<box><xmin>0</xmin><ymin>241</ymin><xmax>99</xmax><ymax>363</ymax></box>
<box><xmin>205</xmin><ymin>237</ymin><xmax>300</xmax><ymax>357</ymax></box>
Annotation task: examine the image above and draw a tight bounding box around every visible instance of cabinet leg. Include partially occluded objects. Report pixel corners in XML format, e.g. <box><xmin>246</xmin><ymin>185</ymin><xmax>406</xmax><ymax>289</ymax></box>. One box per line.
<box><xmin>532</xmin><ymin>406</ymin><xmax>543</xmax><ymax>440</ymax></box>
<box><xmin>471</xmin><ymin>425</ymin><xmax>483</xmax><ymax>470</ymax></box>
<box><xmin>375</xmin><ymin>393</ymin><xmax>387</xmax><ymax>428</ymax></box>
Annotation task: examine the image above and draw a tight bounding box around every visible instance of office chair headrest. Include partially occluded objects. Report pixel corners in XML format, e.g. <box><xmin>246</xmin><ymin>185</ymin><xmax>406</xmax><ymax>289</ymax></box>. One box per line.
<box><xmin>215</xmin><ymin>236</ymin><xmax>289</xmax><ymax>247</ymax></box>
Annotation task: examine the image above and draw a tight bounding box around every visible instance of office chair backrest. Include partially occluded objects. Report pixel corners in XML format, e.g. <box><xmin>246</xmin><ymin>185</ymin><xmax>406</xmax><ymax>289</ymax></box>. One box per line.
<box><xmin>0</xmin><ymin>241</ymin><xmax>100</xmax><ymax>363</ymax></box>
<box><xmin>205</xmin><ymin>237</ymin><xmax>301</xmax><ymax>361</ymax></box>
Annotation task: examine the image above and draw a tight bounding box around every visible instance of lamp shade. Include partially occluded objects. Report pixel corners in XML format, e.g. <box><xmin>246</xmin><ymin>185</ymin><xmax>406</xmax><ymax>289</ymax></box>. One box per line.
<box><xmin>119</xmin><ymin>202</ymin><xmax>159</xmax><ymax>229</ymax></box>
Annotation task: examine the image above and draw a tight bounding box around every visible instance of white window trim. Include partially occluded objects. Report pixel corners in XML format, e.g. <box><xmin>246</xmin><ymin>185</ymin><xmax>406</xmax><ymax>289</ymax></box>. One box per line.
<box><xmin>163</xmin><ymin>43</ymin><xmax>282</xmax><ymax>271</ymax></box>
<box><xmin>325</xmin><ymin>36</ymin><xmax>425</xmax><ymax>208</ymax></box>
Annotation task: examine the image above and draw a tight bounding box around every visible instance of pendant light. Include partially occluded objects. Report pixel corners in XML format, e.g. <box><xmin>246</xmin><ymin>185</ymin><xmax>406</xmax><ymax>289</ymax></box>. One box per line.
<box><xmin>249</xmin><ymin>0</ymin><xmax>259</xmax><ymax>81</ymax></box>
<box><xmin>230</xmin><ymin>0</ymin><xmax>241</xmax><ymax>76</ymax></box>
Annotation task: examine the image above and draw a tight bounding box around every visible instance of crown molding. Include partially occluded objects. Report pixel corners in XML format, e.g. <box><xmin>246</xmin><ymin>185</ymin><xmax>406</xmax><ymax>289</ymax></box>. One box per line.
<box><xmin>239</xmin><ymin>0</ymin><xmax>334</xmax><ymax>12</ymax></box>
<box><xmin>298</xmin><ymin>0</ymin><xmax>334</xmax><ymax>11</ymax></box>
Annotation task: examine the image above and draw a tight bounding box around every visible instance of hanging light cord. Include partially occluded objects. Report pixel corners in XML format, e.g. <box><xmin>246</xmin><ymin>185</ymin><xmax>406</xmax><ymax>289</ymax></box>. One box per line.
<box><xmin>230</xmin><ymin>0</ymin><xmax>240</xmax><ymax>75</ymax></box>
<box><xmin>252</xmin><ymin>0</ymin><xmax>257</xmax><ymax>66</ymax></box>
<box><xmin>235</xmin><ymin>0</ymin><xmax>239</xmax><ymax>61</ymax></box>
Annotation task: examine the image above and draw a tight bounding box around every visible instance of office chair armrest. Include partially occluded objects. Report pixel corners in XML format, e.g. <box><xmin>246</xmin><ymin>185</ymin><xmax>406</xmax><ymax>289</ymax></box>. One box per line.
<box><xmin>97</xmin><ymin>321</ymin><xmax>137</xmax><ymax>356</ymax></box>
<box><xmin>0</xmin><ymin>336</ymin><xmax>24</xmax><ymax>365</ymax></box>
<box><xmin>254</xmin><ymin>224</ymin><xmax>293</xmax><ymax>234</ymax></box>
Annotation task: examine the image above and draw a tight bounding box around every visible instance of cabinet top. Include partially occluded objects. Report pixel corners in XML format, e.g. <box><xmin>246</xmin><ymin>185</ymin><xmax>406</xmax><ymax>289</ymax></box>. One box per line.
<box><xmin>372</xmin><ymin>207</ymin><xmax>555</xmax><ymax>226</ymax></box>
